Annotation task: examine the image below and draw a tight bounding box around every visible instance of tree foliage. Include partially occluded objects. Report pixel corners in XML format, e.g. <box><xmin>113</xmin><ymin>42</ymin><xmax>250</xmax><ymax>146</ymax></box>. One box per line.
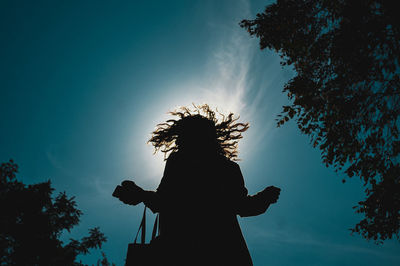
<box><xmin>241</xmin><ymin>0</ymin><xmax>400</xmax><ymax>243</ymax></box>
<box><xmin>0</xmin><ymin>160</ymin><xmax>107</xmax><ymax>265</ymax></box>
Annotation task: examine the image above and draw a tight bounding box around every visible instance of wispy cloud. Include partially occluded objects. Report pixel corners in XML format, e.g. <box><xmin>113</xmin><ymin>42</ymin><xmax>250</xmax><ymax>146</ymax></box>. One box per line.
<box><xmin>135</xmin><ymin>0</ymin><xmax>288</xmax><ymax>183</ymax></box>
<box><xmin>247</xmin><ymin>224</ymin><xmax>400</xmax><ymax>261</ymax></box>
<box><xmin>198</xmin><ymin>0</ymin><xmax>286</xmax><ymax>161</ymax></box>
<box><xmin>46</xmin><ymin>148</ymin><xmax>116</xmax><ymax>199</ymax></box>
<box><xmin>200</xmin><ymin>2</ymin><xmax>252</xmax><ymax>115</ymax></box>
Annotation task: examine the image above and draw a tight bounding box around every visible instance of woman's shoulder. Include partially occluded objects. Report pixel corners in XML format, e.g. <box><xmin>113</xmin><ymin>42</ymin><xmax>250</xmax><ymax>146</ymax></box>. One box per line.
<box><xmin>167</xmin><ymin>152</ymin><xmax>178</xmax><ymax>160</ymax></box>
<box><xmin>167</xmin><ymin>152</ymin><xmax>239</xmax><ymax>168</ymax></box>
<box><xmin>166</xmin><ymin>152</ymin><xmax>180</xmax><ymax>164</ymax></box>
<box><xmin>166</xmin><ymin>151</ymin><xmax>188</xmax><ymax>164</ymax></box>
<box><xmin>217</xmin><ymin>155</ymin><xmax>239</xmax><ymax>169</ymax></box>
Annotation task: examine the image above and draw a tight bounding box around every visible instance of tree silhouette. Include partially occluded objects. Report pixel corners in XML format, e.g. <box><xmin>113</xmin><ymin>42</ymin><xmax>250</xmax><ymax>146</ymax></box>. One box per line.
<box><xmin>96</xmin><ymin>251</ymin><xmax>116</xmax><ymax>266</ymax></box>
<box><xmin>241</xmin><ymin>0</ymin><xmax>399</xmax><ymax>243</ymax></box>
<box><xmin>0</xmin><ymin>159</ymin><xmax>108</xmax><ymax>265</ymax></box>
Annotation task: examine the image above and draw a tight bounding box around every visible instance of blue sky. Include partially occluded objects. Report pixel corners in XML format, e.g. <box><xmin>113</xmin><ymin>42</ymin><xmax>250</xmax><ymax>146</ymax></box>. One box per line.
<box><xmin>1</xmin><ymin>0</ymin><xmax>399</xmax><ymax>265</ymax></box>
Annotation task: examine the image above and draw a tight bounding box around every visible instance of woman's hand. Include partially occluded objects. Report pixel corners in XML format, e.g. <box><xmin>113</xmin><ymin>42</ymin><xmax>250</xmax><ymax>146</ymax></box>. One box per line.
<box><xmin>260</xmin><ymin>186</ymin><xmax>281</xmax><ymax>204</ymax></box>
<box><xmin>112</xmin><ymin>180</ymin><xmax>145</xmax><ymax>205</ymax></box>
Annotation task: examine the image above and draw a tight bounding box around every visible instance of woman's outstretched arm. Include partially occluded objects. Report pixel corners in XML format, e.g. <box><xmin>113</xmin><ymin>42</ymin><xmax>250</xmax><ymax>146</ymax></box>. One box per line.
<box><xmin>113</xmin><ymin>154</ymin><xmax>176</xmax><ymax>213</ymax></box>
<box><xmin>231</xmin><ymin>163</ymin><xmax>281</xmax><ymax>217</ymax></box>
<box><xmin>142</xmin><ymin>190</ymin><xmax>161</xmax><ymax>213</ymax></box>
<box><xmin>112</xmin><ymin>182</ymin><xmax>162</xmax><ymax>213</ymax></box>
<box><xmin>236</xmin><ymin>186</ymin><xmax>281</xmax><ymax>217</ymax></box>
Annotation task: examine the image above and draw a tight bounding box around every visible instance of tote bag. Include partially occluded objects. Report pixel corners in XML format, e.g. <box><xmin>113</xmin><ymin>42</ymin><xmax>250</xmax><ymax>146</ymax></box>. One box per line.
<box><xmin>125</xmin><ymin>206</ymin><xmax>160</xmax><ymax>266</ymax></box>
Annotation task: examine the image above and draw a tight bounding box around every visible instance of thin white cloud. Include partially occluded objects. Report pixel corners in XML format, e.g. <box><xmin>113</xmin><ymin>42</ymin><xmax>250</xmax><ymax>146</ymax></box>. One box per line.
<box><xmin>46</xmin><ymin>149</ymin><xmax>70</xmax><ymax>176</ymax></box>
<box><xmin>130</xmin><ymin>0</ymin><xmax>287</xmax><ymax>184</ymax></box>
<box><xmin>198</xmin><ymin>1</ymin><xmax>286</xmax><ymax>162</ymax></box>
<box><xmin>201</xmin><ymin>4</ymin><xmax>252</xmax><ymax>116</ymax></box>
<box><xmin>247</xmin><ymin>224</ymin><xmax>400</xmax><ymax>261</ymax></box>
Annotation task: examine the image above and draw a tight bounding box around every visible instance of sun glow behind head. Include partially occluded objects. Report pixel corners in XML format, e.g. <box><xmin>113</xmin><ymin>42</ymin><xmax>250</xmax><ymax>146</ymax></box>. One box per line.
<box><xmin>130</xmin><ymin>79</ymin><xmax>252</xmax><ymax>186</ymax></box>
<box><xmin>134</xmin><ymin>93</ymin><xmax>247</xmax><ymax>184</ymax></box>
<box><xmin>125</xmin><ymin>14</ymin><xmax>264</xmax><ymax>185</ymax></box>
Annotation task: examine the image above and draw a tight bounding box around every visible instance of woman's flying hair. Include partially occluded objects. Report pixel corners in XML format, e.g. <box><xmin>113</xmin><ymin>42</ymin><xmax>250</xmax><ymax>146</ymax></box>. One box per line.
<box><xmin>148</xmin><ymin>104</ymin><xmax>249</xmax><ymax>161</ymax></box>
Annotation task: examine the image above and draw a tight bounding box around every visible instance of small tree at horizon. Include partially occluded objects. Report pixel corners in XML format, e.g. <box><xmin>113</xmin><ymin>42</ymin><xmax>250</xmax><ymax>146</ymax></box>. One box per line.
<box><xmin>0</xmin><ymin>159</ymin><xmax>110</xmax><ymax>265</ymax></box>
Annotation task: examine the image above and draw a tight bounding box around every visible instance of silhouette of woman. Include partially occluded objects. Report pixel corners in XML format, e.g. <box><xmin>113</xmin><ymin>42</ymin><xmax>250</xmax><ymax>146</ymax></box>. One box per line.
<box><xmin>114</xmin><ymin>104</ymin><xmax>280</xmax><ymax>266</ymax></box>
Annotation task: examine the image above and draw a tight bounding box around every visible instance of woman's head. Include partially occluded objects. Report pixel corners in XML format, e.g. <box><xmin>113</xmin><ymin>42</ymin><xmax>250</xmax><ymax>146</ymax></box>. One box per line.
<box><xmin>148</xmin><ymin>104</ymin><xmax>249</xmax><ymax>160</ymax></box>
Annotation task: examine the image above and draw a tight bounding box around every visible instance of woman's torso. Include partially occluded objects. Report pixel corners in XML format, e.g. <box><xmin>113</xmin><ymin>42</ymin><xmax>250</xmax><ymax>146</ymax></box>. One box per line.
<box><xmin>156</xmin><ymin>152</ymin><xmax>253</xmax><ymax>266</ymax></box>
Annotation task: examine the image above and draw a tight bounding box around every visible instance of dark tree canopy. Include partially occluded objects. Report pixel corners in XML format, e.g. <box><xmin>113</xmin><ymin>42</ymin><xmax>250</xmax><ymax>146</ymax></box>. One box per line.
<box><xmin>241</xmin><ymin>0</ymin><xmax>400</xmax><ymax>243</ymax></box>
<box><xmin>0</xmin><ymin>160</ymin><xmax>108</xmax><ymax>265</ymax></box>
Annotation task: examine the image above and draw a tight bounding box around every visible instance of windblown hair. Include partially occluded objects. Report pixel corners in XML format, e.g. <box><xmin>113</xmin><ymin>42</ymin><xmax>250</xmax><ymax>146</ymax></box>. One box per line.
<box><xmin>148</xmin><ymin>104</ymin><xmax>249</xmax><ymax>161</ymax></box>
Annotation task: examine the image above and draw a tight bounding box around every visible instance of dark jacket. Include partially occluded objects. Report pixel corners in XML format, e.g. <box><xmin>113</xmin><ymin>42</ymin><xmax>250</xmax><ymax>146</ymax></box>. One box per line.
<box><xmin>144</xmin><ymin>152</ymin><xmax>270</xmax><ymax>266</ymax></box>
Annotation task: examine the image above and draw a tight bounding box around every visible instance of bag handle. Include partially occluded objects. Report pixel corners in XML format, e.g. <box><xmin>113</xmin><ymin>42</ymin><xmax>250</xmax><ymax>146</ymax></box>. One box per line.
<box><xmin>134</xmin><ymin>206</ymin><xmax>160</xmax><ymax>244</ymax></box>
<box><xmin>134</xmin><ymin>206</ymin><xmax>147</xmax><ymax>244</ymax></box>
<box><xmin>151</xmin><ymin>213</ymin><xmax>159</xmax><ymax>240</ymax></box>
